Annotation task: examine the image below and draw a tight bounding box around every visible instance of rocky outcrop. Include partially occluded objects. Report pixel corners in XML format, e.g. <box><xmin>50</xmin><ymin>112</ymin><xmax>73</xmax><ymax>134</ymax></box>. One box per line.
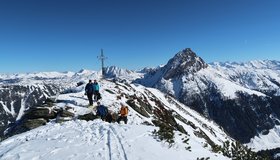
<box><xmin>77</xmin><ymin>113</ymin><xmax>98</xmax><ymax>121</ymax></box>
<box><xmin>5</xmin><ymin>100</ymin><xmax>76</xmax><ymax>138</ymax></box>
<box><xmin>23</xmin><ymin>118</ymin><xmax>47</xmax><ymax>130</ymax></box>
<box><xmin>0</xmin><ymin>84</ymin><xmax>60</xmax><ymax>138</ymax></box>
<box><xmin>24</xmin><ymin>107</ymin><xmax>56</xmax><ymax>120</ymax></box>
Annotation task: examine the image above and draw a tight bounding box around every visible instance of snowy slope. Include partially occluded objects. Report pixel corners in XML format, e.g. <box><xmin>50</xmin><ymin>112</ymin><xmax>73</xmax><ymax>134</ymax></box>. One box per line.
<box><xmin>210</xmin><ymin>60</ymin><xmax>280</xmax><ymax>96</ymax></box>
<box><xmin>0</xmin><ymin>121</ymin><xmax>228</xmax><ymax>160</ymax></box>
<box><xmin>247</xmin><ymin>126</ymin><xmax>280</xmax><ymax>152</ymax></box>
<box><xmin>0</xmin><ymin>77</ymin><xmax>233</xmax><ymax>159</ymax></box>
<box><xmin>54</xmin><ymin>78</ymin><xmax>231</xmax><ymax>147</ymax></box>
<box><xmin>186</xmin><ymin>67</ymin><xmax>266</xmax><ymax>99</ymax></box>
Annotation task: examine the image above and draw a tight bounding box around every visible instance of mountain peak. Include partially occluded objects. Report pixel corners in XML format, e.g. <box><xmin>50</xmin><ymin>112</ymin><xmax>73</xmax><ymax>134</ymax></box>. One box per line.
<box><xmin>173</xmin><ymin>48</ymin><xmax>203</xmax><ymax>63</ymax></box>
<box><xmin>174</xmin><ymin>48</ymin><xmax>195</xmax><ymax>58</ymax></box>
<box><xmin>163</xmin><ymin>48</ymin><xmax>208</xmax><ymax>79</ymax></box>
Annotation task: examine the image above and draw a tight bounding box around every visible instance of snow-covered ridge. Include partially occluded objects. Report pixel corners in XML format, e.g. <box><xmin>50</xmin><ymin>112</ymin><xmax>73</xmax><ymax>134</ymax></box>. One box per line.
<box><xmin>0</xmin><ymin>71</ymin><xmax>75</xmax><ymax>80</ymax></box>
<box><xmin>104</xmin><ymin>66</ymin><xmax>143</xmax><ymax>82</ymax></box>
<box><xmin>247</xmin><ymin>125</ymin><xmax>280</xmax><ymax>152</ymax></box>
<box><xmin>209</xmin><ymin>60</ymin><xmax>280</xmax><ymax>95</ymax></box>
<box><xmin>210</xmin><ymin>60</ymin><xmax>280</xmax><ymax>70</ymax></box>
<box><xmin>0</xmin><ymin>78</ymin><xmax>233</xmax><ymax>160</ymax></box>
<box><xmin>0</xmin><ymin>69</ymin><xmax>101</xmax><ymax>86</ymax></box>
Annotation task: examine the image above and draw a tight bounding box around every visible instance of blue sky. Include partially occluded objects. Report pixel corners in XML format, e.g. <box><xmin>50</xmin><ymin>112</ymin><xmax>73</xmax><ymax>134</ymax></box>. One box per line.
<box><xmin>0</xmin><ymin>0</ymin><xmax>280</xmax><ymax>73</ymax></box>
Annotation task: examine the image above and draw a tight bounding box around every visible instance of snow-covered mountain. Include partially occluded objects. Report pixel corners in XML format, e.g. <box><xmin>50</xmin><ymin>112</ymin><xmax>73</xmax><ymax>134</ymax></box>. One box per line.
<box><xmin>0</xmin><ymin>48</ymin><xmax>279</xmax><ymax>158</ymax></box>
<box><xmin>0</xmin><ymin>70</ymin><xmax>102</xmax><ymax>140</ymax></box>
<box><xmin>3</xmin><ymin>68</ymin><xmax>269</xmax><ymax>159</ymax></box>
<box><xmin>210</xmin><ymin>60</ymin><xmax>280</xmax><ymax>96</ymax></box>
<box><xmin>0</xmin><ymin>76</ymin><xmax>241</xmax><ymax>160</ymax></box>
<box><xmin>103</xmin><ymin>66</ymin><xmax>143</xmax><ymax>82</ymax></box>
<box><xmin>136</xmin><ymin>48</ymin><xmax>280</xmax><ymax>152</ymax></box>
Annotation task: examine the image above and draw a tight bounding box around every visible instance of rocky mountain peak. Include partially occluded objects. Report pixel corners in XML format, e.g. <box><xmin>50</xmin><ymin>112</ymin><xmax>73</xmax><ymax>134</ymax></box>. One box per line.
<box><xmin>104</xmin><ymin>66</ymin><xmax>132</xmax><ymax>77</ymax></box>
<box><xmin>163</xmin><ymin>48</ymin><xmax>208</xmax><ymax>80</ymax></box>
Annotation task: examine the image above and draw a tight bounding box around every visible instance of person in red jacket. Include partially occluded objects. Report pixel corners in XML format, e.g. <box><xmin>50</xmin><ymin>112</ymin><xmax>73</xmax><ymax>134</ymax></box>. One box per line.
<box><xmin>117</xmin><ymin>104</ymin><xmax>128</xmax><ymax>124</ymax></box>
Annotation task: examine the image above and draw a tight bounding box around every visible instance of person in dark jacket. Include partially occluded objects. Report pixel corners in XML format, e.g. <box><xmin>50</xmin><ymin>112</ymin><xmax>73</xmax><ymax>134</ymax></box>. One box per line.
<box><xmin>93</xmin><ymin>80</ymin><xmax>101</xmax><ymax>101</ymax></box>
<box><xmin>96</xmin><ymin>102</ymin><xmax>108</xmax><ymax>121</ymax></box>
<box><xmin>85</xmin><ymin>80</ymin><xmax>94</xmax><ymax>106</ymax></box>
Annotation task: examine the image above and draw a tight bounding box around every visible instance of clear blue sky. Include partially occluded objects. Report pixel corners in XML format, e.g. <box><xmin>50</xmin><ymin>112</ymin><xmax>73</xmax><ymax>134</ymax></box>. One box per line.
<box><xmin>0</xmin><ymin>0</ymin><xmax>280</xmax><ymax>73</ymax></box>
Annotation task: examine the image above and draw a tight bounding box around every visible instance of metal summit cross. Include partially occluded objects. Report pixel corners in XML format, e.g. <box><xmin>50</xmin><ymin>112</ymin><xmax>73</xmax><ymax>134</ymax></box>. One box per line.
<box><xmin>98</xmin><ymin>49</ymin><xmax>107</xmax><ymax>77</ymax></box>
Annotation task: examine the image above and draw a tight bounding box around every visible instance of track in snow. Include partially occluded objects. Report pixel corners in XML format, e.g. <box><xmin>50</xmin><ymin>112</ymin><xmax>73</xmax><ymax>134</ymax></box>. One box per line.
<box><xmin>102</xmin><ymin>125</ymin><xmax>128</xmax><ymax>160</ymax></box>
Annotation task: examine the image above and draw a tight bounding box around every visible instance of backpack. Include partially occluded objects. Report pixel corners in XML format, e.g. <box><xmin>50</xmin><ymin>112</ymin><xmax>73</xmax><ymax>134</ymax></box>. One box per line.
<box><xmin>96</xmin><ymin>92</ymin><xmax>102</xmax><ymax>100</ymax></box>
<box><xmin>105</xmin><ymin>113</ymin><xmax>113</xmax><ymax>123</ymax></box>
<box><xmin>120</xmin><ymin>106</ymin><xmax>128</xmax><ymax>116</ymax></box>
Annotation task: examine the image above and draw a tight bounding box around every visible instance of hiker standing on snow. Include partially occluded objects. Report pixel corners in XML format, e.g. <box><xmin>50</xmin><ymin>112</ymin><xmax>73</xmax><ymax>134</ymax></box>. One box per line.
<box><xmin>117</xmin><ymin>104</ymin><xmax>129</xmax><ymax>124</ymax></box>
<box><xmin>93</xmin><ymin>80</ymin><xmax>101</xmax><ymax>101</ymax></box>
<box><xmin>85</xmin><ymin>80</ymin><xmax>94</xmax><ymax>106</ymax></box>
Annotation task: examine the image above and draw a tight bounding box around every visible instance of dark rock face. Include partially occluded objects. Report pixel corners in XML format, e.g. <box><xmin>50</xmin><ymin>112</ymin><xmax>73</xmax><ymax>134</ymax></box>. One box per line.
<box><xmin>163</xmin><ymin>48</ymin><xmax>208</xmax><ymax>80</ymax></box>
<box><xmin>0</xmin><ymin>84</ymin><xmax>60</xmax><ymax>138</ymax></box>
<box><xmin>77</xmin><ymin>113</ymin><xmax>98</xmax><ymax>121</ymax></box>
<box><xmin>24</xmin><ymin>108</ymin><xmax>57</xmax><ymax>120</ymax></box>
<box><xmin>184</xmin><ymin>88</ymin><xmax>280</xmax><ymax>143</ymax></box>
<box><xmin>176</xmin><ymin>77</ymin><xmax>280</xmax><ymax>143</ymax></box>
<box><xmin>135</xmin><ymin>48</ymin><xmax>208</xmax><ymax>87</ymax></box>
<box><xmin>126</xmin><ymin>99</ymin><xmax>151</xmax><ymax>118</ymax></box>
<box><xmin>58</xmin><ymin>109</ymin><xmax>75</xmax><ymax>118</ymax></box>
<box><xmin>23</xmin><ymin>118</ymin><xmax>47</xmax><ymax>130</ymax></box>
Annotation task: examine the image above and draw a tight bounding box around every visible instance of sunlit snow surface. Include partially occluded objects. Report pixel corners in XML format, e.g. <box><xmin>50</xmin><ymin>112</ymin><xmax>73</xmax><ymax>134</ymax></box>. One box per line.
<box><xmin>0</xmin><ymin>120</ymin><xmax>230</xmax><ymax>160</ymax></box>
<box><xmin>0</xmin><ymin>75</ymin><xmax>230</xmax><ymax>160</ymax></box>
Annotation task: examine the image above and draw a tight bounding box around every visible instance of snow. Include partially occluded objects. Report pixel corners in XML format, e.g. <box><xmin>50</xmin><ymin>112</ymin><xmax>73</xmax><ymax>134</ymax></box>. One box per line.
<box><xmin>139</xmin><ymin>59</ymin><xmax>275</xmax><ymax>101</ymax></box>
<box><xmin>1</xmin><ymin>59</ymin><xmax>280</xmax><ymax>158</ymax></box>
<box><xmin>246</xmin><ymin>125</ymin><xmax>280</xmax><ymax>151</ymax></box>
<box><xmin>0</xmin><ymin>77</ymin><xmax>231</xmax><ymax>159</ymax></box>
<box><xmin>104</xmin><ymin>66</ymin><xmax>143</xmax><ymax>82</ymax></box>
<box><xmin>0</xmin><ymin>69</ymin><xmax>98</xmax><ymax>87</ymax></box>
<box><xmin>0</xmin><ymin>101</ymin><xmax>11</xmax><ymax>115</ymax></box>
<box><xmin>198</xmin><ymin>68</ymin><xmax>266</xmax><ymax>99</ymax></box>
<box><xmin>0</xmin><ymin>71</ymin><xmax>75</xmax><ymax>80</ymax></box>
<box><xmin>210</xmin><ymin>60</ymin><xmax>280</xmax><ymax>95</ymax></box>
<box><xmin>165</xmin><ymin>67</ymin><xmax>267</xmax><ymax>100</ymax></box>
<box><xmin>146</xmin><ymin>87</ymin><xmax>230</xmax><ymax>146</ymax></box>
<box><xmin>16</xmin><ymin>99</ymin><xmax>25</xmax><ymax>121</ymax></box>
<box><xmin>0</xmin><ymin>120</ymin><xmax>228</xmax><ymax>160</ymax></box>
<box><xmin>0</xmin><ymin>100</ymin><xmax>16</xmax><ymax>118</ymax></box>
